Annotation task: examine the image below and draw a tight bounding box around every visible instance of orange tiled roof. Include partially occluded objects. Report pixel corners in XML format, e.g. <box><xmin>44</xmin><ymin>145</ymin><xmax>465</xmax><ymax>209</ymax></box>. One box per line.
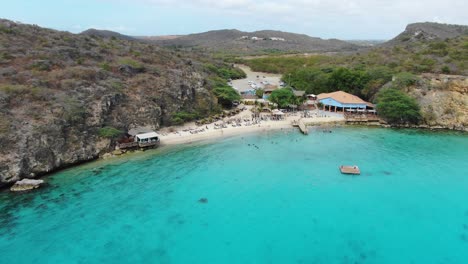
<box><xmin>317</xmin><ymin>91</ymin><xmax>368</xmax><ymax>104</ymax></box>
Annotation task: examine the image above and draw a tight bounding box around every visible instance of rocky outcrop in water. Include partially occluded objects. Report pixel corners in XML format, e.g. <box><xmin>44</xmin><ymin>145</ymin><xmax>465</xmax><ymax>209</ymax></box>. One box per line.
<box><xmin>10</xmin><ymin>179</ymin><xmax>44</xmax><ymax>192</ymax></box>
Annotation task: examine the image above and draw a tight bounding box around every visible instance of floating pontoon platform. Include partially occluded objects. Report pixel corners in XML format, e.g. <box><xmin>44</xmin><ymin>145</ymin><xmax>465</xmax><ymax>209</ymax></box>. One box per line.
<box><xmin>339</xmin><ymin>165</ymin><xmax>360</xmax><ymax>175</ymax></box>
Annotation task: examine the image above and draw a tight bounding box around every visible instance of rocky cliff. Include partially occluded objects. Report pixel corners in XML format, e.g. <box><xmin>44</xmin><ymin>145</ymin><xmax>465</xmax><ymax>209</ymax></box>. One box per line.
<box><xmin>407</xmin><ymin>74</ymin><xmax>467</xmax><ymax>130</ymax></box>
<box><xmin>0</xmin><ymin>19</ymin><xmax>229</xmax><ymax>187</ymax></box>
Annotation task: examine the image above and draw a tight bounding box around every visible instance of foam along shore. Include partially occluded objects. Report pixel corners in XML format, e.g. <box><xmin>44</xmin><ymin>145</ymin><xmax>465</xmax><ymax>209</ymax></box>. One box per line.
<box><xmin>157</xmin><ymin>106</ymin><xmax>345</xmax><ymax>146</ymax></box>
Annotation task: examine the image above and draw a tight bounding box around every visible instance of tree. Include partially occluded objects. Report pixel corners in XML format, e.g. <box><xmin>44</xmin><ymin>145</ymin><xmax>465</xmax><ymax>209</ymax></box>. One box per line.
<box><xmin>376</xmin><ymin>88</ymin><xmax>421</xmax><ymax>124</ymax></box>
<box><xmin>284</xmin><ymin>68</ymin><xmax>331</xmax><ymax>95</ymax></box>
<box><xmin>441</xmin><ymin>65</ymin><xmax>451</xmax><ymax>74</ymax></box>
<box><xmin>255</xmin><ymin>88</ymin><xmax>264</xmax><ymax>98</ymax></box>
<box><xmin>269</xmin><ymin>88</ymin><xmax>295</xmax><ymax>108</ymax></box>
<box><xmin>213</xmin><ymin>85</ymin><xmax>241</xmax><ymax>107</ymax></box>
<box><xmin>327</xmin><ymin>67</ymin><xmax>369</xmax><ymax>96</ymax></box>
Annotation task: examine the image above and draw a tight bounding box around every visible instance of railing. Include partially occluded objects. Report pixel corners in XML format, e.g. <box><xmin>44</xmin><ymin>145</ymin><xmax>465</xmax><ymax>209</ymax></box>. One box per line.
<box><xmin>118</xmin><ymin>142</ymin><xmax>138</xmax><ymax>149</ymax></box>
<box><xmin>345</xmin><ymin>114</ymin><xmax>380</xmax><ymax>122</ymax></box>
<box><xmin>138</xmin><ymin>141</ymin><xmax>160</xmax><ymax>148</ymax></box>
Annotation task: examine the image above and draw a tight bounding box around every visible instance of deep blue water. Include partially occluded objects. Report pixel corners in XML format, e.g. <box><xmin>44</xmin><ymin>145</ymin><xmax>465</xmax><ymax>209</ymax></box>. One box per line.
<box><xmin>1</xmin><ymin>127</ymin><xmax>468</xmax><ymax>263</ymax></box>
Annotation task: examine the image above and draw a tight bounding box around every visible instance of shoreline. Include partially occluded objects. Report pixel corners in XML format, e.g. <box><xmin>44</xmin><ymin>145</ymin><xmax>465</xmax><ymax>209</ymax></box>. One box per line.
<box><xmin>157</xmin><ymin>107</ymin><xmax>346</xmax><ymax>146</ymax></box>
<box><xmin>1</xmin><ymin>120</ymin><xmax>465</xmax><ymax>192</ymax></box>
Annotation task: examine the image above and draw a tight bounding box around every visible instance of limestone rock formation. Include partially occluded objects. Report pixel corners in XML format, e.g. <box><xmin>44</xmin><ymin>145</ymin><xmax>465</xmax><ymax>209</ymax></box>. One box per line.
<box><xmin>10</xmin><ymin>179</ymin><xmax>44</xmax><ymax>192</ymax></box>
<box><xmin>408</xmin><ymin>74</ymin><xmax>468</xmax><ymax>131</ymax></box>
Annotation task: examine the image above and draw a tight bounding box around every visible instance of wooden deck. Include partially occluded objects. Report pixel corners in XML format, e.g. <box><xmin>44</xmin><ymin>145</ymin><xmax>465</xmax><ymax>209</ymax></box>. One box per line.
<box><xmin>118</xmin><ymin>141</ymin><xmax>160</xmax><ymax>149</ymax></box>
<box><xmin>118</xmin><ymin>142</ymin><xmax>138</xmax><ymax>149</ymax></box>
<box><xmin>138</xmin><ymin>141</ymin><xmax>160</xmax><ymax>148</ymax></box>
<box><xmin>339</xmin><ymin>165</ymin><xmax>361</xmax><ymax>175</ymax></box>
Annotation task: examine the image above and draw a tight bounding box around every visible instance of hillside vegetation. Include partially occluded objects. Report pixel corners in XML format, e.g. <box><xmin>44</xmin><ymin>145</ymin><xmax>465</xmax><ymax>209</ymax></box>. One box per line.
<box><xmin>242</xmin><ymin>36</ymin><xmax>468</xmax><ymax>100</ymax></box>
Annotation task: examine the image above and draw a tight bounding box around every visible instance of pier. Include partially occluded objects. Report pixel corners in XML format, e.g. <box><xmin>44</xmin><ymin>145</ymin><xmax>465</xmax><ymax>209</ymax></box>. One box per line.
<box><xmin>292</xmin><ymin>119</ymin><xmax>308</xmax><ymax>135</ymax></box>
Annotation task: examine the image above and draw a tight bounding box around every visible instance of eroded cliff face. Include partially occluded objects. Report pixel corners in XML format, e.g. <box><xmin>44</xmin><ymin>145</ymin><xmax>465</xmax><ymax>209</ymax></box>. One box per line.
<box><xmin>405</xmin><ymin>74</ymin><xmax>467</xmax><ymax>131</ymax></box>
<box><xmin>0</xmin><ymin>70</ymin><xmax>211</xmax><ymax>187</ymax></box>
<box><xmin>0</xmin><ymin>19</ymin><xmax>219</xmax><ymax>187</ymax></box>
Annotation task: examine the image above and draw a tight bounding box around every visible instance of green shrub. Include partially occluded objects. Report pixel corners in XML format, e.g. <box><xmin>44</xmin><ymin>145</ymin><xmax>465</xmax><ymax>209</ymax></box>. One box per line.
<box><xmin>392</xmin><ymin>72</ymin><xmax>420</xmax><ymax>89</ymax></box>
<box><xmin>255</xmin><ymin>89</ymin><xmax>264</xmax><ymax>98</ymax></box>
<box><xmin>204</xmin><ymin>63</ymin><xmax>246</xmax><ymax>80</ymax></box>
<box><xmin>100</xmin><ymin>62</ymin><xmax>112</xmax><ymax>71</ymax></box>
<box><xmin>0</xmin><ymin>25</ymin><xmax>15</xmax><ymax>34</ymax></box>
<box><xmin>0</xmin><ymin>85</ymin><xmax>30</xmax><ymax>95</ymax></box>
<box><xmin>63</xmin><ymin>99</ymin><xmax>87</xmax><ymax>125</ymax></box>
<box><xmin>376</xmin><ymin>88</ymin><xmax>421</xmax><ymax>124</ymax></box>
<box><xmin>441</xmin><ymin>65</ymin><xmax>451</xmax><ymax>74</ymax></box>
<box><xmin>110</xmin><ymin>80</ymin><xmax>124</xmax><ymax>92</ymax></box>
<box><xmin>118</xmin><ymin>58</ymin><xmax>144</xmax><ymax>70</ymax></box>
<box><xmin>30</xmin><ymin>60</ymin><xmax>52</xmax><ymax>71</ymax></box>
<box><xmin>0</xmin><ymin>114</ymin><xmax>10</xmax><ymax>134</ymax></box>
<box><xmin>171</xmin><ymin>111</ymin><xmax>200</xmax><ymax>125</ymax></box>
<box><xmin>98</xmin><ymin>127</ymin><xmax>123</xmax><ymax>138</ymax></box>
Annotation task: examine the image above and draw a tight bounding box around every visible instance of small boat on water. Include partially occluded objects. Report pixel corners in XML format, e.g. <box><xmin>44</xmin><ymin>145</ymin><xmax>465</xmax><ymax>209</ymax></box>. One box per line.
<box><xmin>340</xmin><ymin>165</ymin><xmax>360</xmax><ymax>175</ymax></box>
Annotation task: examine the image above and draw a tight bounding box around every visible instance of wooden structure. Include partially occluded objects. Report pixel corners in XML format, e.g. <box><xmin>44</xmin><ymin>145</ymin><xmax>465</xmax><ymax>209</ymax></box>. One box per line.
<box><xmin>262</xmin><ymin>85</ymin><xmax>279</xmax><ymax>99</ymax></box>
<box><xmin>292</xmin><ymin>119</ymin><xmax>308</xmax><ymax>135</ymax></box>
<box><xmin>135</xmin><ymin>132</ymin><xmax>160</xmax><ymax>148</ymax></box>
<box><xmin>118</xmin><ymin>132</ymin><xmax>160</xmax><ymax>149</ymax></box>
<box><xmin>339</xmin><ymin>165</ymin><xmax>361</xmax><ymax>175</ymax></box>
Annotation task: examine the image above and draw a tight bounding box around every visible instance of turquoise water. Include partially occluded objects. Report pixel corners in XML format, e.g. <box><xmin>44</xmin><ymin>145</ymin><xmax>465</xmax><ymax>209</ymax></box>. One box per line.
<box><xmin>1</xmin><ymin>128</ymin><xmax>468</xmax><ymax>263</ymax></box>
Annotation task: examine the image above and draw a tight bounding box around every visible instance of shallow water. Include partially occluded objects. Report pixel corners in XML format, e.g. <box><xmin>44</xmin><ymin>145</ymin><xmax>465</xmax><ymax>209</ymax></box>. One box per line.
<box><xmin>1</xmin><ymin>127</ymin><xmax>468</xmax><ymax>263</ymax></box>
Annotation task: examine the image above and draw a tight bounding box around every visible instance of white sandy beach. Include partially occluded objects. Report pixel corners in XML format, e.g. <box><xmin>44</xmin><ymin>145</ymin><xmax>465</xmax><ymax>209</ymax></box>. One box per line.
<box><xmin>158</xmin><ymin>107</ymin><xmax>345</xmax><ymax>146</ymax></box>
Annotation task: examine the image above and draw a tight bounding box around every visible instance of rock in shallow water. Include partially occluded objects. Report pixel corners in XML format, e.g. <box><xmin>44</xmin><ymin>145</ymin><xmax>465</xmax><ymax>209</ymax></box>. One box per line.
<box><xmin>10</xmin><ymin>179</ymin><xmax>44</xmax><ymax>192</ymax></box>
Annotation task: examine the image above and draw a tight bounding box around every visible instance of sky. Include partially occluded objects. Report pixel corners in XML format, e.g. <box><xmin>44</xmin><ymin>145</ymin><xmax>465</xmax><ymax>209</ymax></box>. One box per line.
<box><xmin>1</xmin><ymin>0</ymin><xmax>467</xmax><ymax>40</ymax></box>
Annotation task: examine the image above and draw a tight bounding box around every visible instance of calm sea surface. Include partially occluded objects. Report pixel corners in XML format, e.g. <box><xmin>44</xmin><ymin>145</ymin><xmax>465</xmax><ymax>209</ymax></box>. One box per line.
<box><xmin>1</xmin><ymin>127</ymin><xmax>467</xmax><ymax>263</ymax></box>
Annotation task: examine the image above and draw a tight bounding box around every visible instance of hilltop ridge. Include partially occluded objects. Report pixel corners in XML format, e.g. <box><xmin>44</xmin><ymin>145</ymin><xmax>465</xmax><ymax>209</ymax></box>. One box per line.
<box><xmin>80</xmin><ymin>28</ymin><xmax>136</xmax><ymax>41</ymax></box>
<box><xmin>146</xmin><ymin>29</ymin><xmax>360</xmax><ymax>55</ymax></box>
<box><xmin>384</xmin><ymin>22</ymin><xmax>468</xmax><ymax>46</ymax></box>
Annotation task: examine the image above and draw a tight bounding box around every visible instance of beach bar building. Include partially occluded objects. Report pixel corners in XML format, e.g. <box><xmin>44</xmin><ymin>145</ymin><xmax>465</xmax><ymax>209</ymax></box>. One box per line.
<box><xmin>118</xmin><ymin>130</ymin><xmax>160</xmax><ymax>149</ymax></box>
<box><xmin>262</xmin><ymin>85</ymin><xmax>279</xmax><ymax>99</ymax></box>
<box><xmin>317</xmin><ymin>91</ymin><xmax>373</xmax><ymax>112</ymax></box>
<box><xmin>135</xmin><ymin>132</ymin><xmax>160</xmax><ymax>148</ymax></box>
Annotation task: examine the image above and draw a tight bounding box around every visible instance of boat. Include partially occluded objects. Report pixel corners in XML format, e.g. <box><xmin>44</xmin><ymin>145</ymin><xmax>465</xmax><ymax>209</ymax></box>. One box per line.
<box><xmin>339</xmin><ymin>165</ymin><xmax>360</xmax><ymax>175</ymax></box>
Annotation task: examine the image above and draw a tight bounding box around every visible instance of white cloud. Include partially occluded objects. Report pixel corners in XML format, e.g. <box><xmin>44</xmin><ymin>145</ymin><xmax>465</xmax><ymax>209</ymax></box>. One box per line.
<box><xmin>104</xmin><ymin>0</ymin><xmax>468</xmax><ymax>38</ymax></box>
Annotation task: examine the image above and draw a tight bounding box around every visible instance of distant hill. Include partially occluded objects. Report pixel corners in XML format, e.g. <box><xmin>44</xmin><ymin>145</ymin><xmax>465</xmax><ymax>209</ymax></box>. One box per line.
<box><xmin>80</xmin><ymin>28</ymin><xmax>135</xmax><ymax>41</ymax></box>
<box><xmin>147</xmin><ymin>29</ymin><xmax>360</xmax><ymax>55</ymax></box>
<box><xmin>384</xmin><ymin>22</ymin><xmax>468</xmax><ymax>46</ymax></box>
<box><xmin>138</xmin><ymin>35</ymin><xmax>182</xmax><ymax>41</ymax></box>
<box><xmin>346</xmin><ymin>40</ymin><xmax>386</xmax><ymax>47</ymax></box>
